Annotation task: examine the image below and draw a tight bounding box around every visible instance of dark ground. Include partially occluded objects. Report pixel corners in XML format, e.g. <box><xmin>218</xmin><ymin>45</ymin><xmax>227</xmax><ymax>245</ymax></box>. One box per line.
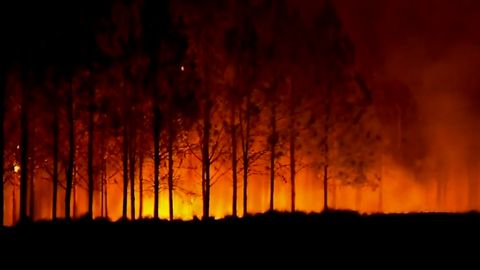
<box><xmin>1</xmin><ymin>211</ymin><xmax>479</xmax><ymax>265</ymax></box>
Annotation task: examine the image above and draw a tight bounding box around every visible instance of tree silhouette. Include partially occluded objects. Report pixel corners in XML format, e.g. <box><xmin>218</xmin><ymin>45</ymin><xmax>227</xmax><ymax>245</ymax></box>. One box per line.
<box><xmin>0</xmin><ymin>0</ymin><xmax>417</xmax><ymax>224</ymax></box>
<box><xmin>223</xmin><ymin>0</ymin><xmax>260</xmax><ymax>217</ymax></box>
<box><xmin>19</xmin><ymin>75</ymin><xmax>30</xmax><ymax>222</ymax></box>
<box><xmin>87</xmin><ymin>77</ymin><xmax>95</xmax><ymax>219</ymax></box>
<box><xmin>0</xmin><ymin>68</ymin><xmax>5</xmax><ymax>226</ymax></box>
<box><xmin>142</xmin><ymin>0</ymin><xmax>174</xmax><ymax>219</ymax></box>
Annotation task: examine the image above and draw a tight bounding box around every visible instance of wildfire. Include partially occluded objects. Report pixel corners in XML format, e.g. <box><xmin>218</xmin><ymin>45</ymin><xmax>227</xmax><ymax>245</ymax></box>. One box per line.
<box><xmin>1</xmin><ymin>0</ymin><xmax>478</xmax><ymax>229</ymax></box>
<box><xmin>2</xmin><ymin>152</ymin><xmax>475</xmax><ymax>227</ymax></box>
<box><xmin>13</xmin><ymin>164</ymin><xmax>20</xmax><ymax>173</ymax></box>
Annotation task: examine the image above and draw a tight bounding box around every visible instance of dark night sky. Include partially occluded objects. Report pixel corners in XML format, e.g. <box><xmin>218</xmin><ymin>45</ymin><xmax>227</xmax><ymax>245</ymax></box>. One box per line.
<box><xmin>335</xmin><ymin>0</ymin><xmax>480</xmax><ymax>80</ymax></box>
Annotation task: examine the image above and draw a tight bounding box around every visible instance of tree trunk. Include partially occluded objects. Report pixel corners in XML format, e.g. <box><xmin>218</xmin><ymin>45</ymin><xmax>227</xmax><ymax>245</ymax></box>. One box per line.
<box><xmin>100</xmin><ymin>132</ymin><xmax>106</xmax><ymax>218</ymax></box>
<box><xmin>167</xmin><ymin>117</ymin><xmax>174</xmax><ymax>221</ymax></box>
<box><xmin>138</xmin><ymin>147</ymin><xmax>143</xmax><ymax>219</ymax></box>
<box><xmin>289</xmin><ymin>128</ymin><xmax>296</xmax><ymax>212</ymax></box>
<box><xmin>129</xmin><ymin>128</ymin><xmax>136</xmax><ymax>220</ymax></box>
<box><xmin>20</xmin><ymin>84</ymin><xmax>29</xmax><ymax>222</ymax></box>
<box><xmin>323</xmin><ymin>85</ymin><xmax>331</xmax><ymax>212</ymax></box>
<box><xmin>269</xmin><ymin>101</ymin><xmax>276</xmax><ymax>212</ymax></box>
<box><xmin>122</xmin><ymin>118</ymin><xmax>129</xmax><ymax>219</ymax></box>
<box><xmin>100</xmin><ymin>158</ymin><xmax>104</xmax><ymax>217</ymax></box>
<box><xmin>289</xmin><ymin>83</ymin><xmax>296</xmax><ymax>213</ymax></box>
<box><xmin>29</xmin><ymin>133</ymin><xmax>35</xmax><ymax>220</ymax></box>
<box><xmin>52</xmin><ymin>100</ymin><xmax>59</xmax><ymax>220</ymax></box>
<box><xmin>153</xmin><ymin>104</ymin><xmax>160</xmax><ymax>219</ymax></box>
<box><xmin>231</xmin><ymin>103</ymin><xmax>238</xmax><ymax>217</ymax></box>
<box><xmin>323</xmin><ymin>163</ymin><xmax>329</xmax><ymax>212</ymax></box>
<box><xmin>242</xmin><ymin>93</ymin><xmax>251</xmax><ymax>216</ymax></box>
<box><xmin>202</xmin><ymin>99</ymin><xmax>211</xmax><ymax>219</ymax></box>
<box><xmin>87</xmin><ymin>86</ymin><xmax>95</xmax><ymax>220</ymax></box>
<box><xmin>0</xmin><ymin>70</ymin><xmax>5</xmax><ymax>226</ymax></box>
<box><xmin>201</xmin><ymin>157</ymin><xmax>206</xmax><ymax>219</ymax></box>
<box><xmin>73</xmin><ymin>171</ymin><xmax>77</xmax><ymax>219</ymax></box>
<box><xmin>104</xmin><ymin>164</ymin><xmax>108</xmax><ymax>218</ymax></box>
<box><xmin>65</xmin><ymin>82</ymin><xmax>74</xmax><ymax>220</ymax></box>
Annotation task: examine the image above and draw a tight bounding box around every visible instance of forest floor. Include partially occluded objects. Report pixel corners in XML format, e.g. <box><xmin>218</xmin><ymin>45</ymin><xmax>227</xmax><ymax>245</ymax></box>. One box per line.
<box><xmin>1</xmin><ymin>211</ymin><xmax>479</xmax><ymax>261</ymax></box>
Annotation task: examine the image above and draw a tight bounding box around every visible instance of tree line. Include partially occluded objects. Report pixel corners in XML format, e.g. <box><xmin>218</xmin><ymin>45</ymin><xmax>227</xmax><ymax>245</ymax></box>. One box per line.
<box><xmin>0</xmin><ymin>0</ymin><xmax>382</xmax><ymax>226</ymax></box>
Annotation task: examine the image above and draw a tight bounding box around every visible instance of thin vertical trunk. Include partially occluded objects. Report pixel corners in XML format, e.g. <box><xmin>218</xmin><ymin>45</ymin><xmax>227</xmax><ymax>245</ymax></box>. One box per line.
<box><xmin>202</xmin><ymin>99</ymin><xmax>211</xmax><ymax>219</ymax></box>
<box><xmin>65</xmin><ymin>82</ymin><xmax>74</xmax><ymax>220</ymax></box>
<box><xmin>242</xmin><ymin>93</ymin><xmax>251</xmax><ymax>216</ymax></box>
<box><xmin>289</xmin><ymin>83</ymin><xmax>296</xmax><ymax>213</ymax></box>
<box><xmin>52</xmin><ymin>100</ymin><xmax>59</xmax><ymax>220</ymax></box>
<box><xmin>100</xmin><ymin>132</ymin><xmax>106</xmax><ymax>218</ymax></box>
<box><xmin>289</xmin><ymin>136</ymin><xmax>296</xmax><ymax>212</ymax></box>
<box><xmin>167</xmin><ymin>117</ymin><xmax>174</xmax><ymax>221</ymax></box>
<box><xmin>138</xmin><ymin>148</ymin><xmax>143</xmax><ymax>219</ymax></box>
<box><xmin>104</xmin><ymin>165</ymin><xmax>108</xmax><ymax>218</ymax></box>
<box><xmin>269</xmin><ymin>101</ymin><xmax>276</xmax><ymax>212</ymax></box>
<box><xmin>29</xmin><ymin>136</ymin><xmax>35</xmax><ymax>220</ymax></box>
<box><xmin>323</xmin><ymin>163</ymin><xmax>329</xmax><ymax>211</ymax></box>
<box><xmin>129</xmin><ymin>128</ymin><xmax>136</xmax><ymax>220</ymax></box>
<box><xmin>323</xmin><ymin>85</ymin><xmax>331</xmax><ymax>212</ymax></box>
<box><xmin>231</xmin><ymin>103</ymin><xmax>238</xmax><ymax>217</ymax></box>
<box><xmin>20</xmin><ymin>84</ymin><xmax>29</xmax><ymax>222</ymax></box>
<box><xmin>122</xmin><ymin>118</ymin><xmax>129</xmax><ymax>219</ymax></box>
<box><xmin>0</xmin><ymin>70</ymin><xmax>5</xmax><ymax>226</ymax></box>
<box><xmin>123</xmin><ymin>81</ymin><xmax>131</xmax><ymax>220</ymax></box>
<box><xmin>201</xmin><ymin>158</ymin><xmax>206</xmax><ymax>218</ymax></box>
<box><xmin>153</xmin><ymin>104</ymin><xmax>160</xmax><ymax>219</ymax></box>
<box><xmin>73</xmin><ymin>171</ymin><xmax>77</xmax><ymax>219</ymax></box>
<box><xmin>100</xmin><ymin>159</ymin><xmax>104</xmax><ymax>217</ymax></box>
<box><xmin>87</xmin><ymin>86</ymin><xmax>95</xmax><ymax>220</ymax></box>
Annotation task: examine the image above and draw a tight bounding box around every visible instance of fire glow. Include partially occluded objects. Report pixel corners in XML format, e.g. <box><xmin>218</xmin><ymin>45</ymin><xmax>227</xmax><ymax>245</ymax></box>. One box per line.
<box><xmin>2</xmin><ymin>0</ymin><xmax>480</xmax><ymax>227</ymax></box>
<box><xmin>3</xmin><ymin>156</ymin><xmax>474</xmax><ymax>226</ymax></box>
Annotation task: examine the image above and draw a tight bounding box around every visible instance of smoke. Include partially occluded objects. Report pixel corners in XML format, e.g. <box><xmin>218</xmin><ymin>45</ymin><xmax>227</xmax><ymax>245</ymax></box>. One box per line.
<box><xmin>334</xmin><ymin>0</ymin><xmax>480</xmax><ymax>210</ymax></box>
